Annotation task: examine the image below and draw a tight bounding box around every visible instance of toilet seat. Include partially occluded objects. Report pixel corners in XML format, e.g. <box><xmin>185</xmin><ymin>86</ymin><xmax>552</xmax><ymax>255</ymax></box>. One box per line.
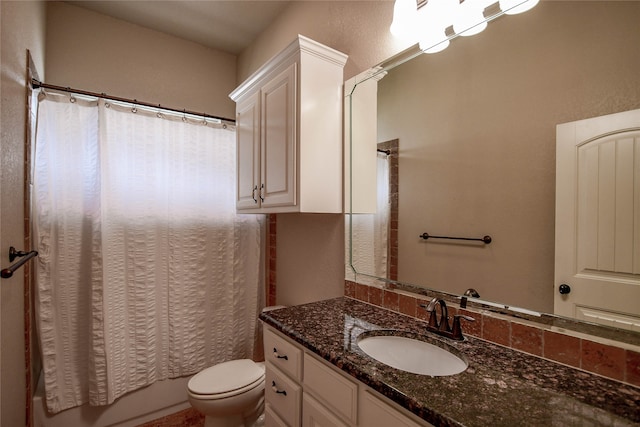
<box><xmin>188</xmin><ymin>359</ymin><xmax>265</xmax><ymax>401</ymax></box>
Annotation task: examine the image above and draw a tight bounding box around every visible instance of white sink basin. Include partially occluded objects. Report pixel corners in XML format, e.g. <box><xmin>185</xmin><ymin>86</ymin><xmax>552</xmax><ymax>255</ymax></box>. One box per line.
<box><xmin>357</xmin><ymin>335</ymin><xmax>468</xmax><ymax>376</ymax></box>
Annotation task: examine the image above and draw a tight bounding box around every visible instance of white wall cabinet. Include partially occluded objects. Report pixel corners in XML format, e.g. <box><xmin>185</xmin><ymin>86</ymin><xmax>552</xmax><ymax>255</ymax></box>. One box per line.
<box><xmin>263</xmin><ymin>325</ymin><xmax>433</xmax><ymax>427</ymax></box>
<box><xmin>230</xmin><ymin>36</ymin><xmax>348</xmax><ymax>213</ymax></box>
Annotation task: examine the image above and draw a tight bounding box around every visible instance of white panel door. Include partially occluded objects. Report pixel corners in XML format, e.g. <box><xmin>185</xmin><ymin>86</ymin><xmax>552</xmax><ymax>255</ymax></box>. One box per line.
<box><xmin>261</xmin><ymin>63</ymin><xmax>297</xmax><ymax>208</ymax></box>
<box><xmin>236</xmin><ymin>92</ymin><xmax>261</xmax><ymax>210</ymax></box>
<box><xmin>555</xmin><ymin>109</ymin><xmax>640</xmax><ymax>331</ymax></box>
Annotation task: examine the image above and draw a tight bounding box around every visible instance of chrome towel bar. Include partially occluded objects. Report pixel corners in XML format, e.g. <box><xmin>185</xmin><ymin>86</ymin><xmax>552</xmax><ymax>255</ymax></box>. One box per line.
<box><xmin>1</xmin><ymin>247</ymin><xmax>38</xmax><ymax>279</ymax></box>
<box><xmin>419</xmin><ymin>232</ymin><xmax>492</xmax><ymax>244</ymax></box>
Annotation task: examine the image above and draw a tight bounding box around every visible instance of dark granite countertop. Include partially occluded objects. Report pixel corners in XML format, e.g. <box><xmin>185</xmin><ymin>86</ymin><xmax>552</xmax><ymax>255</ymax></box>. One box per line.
<box><xmin>259</xmin><ymin>297</ymin><xmax>640</xmax><ymax>427</ymax></box>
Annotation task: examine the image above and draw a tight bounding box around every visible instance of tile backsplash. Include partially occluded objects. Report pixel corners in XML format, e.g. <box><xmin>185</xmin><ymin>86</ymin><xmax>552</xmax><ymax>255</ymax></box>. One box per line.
<box><xmin>345</xmin><ymin>280</ymin><xmax>640</xmax><ymax>388</ymax></box>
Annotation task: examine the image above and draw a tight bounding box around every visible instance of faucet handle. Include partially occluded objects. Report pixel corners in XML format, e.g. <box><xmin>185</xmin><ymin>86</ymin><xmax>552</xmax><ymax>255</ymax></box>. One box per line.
<box><xmin>419</xmin><ymin>302</ymin><xmax>440</xmax><ymax>329</ymax></box>
<box><xmin>451</xmin><ymin>314</ymin><xmax>475</xmax><ymax>341</ymax></box>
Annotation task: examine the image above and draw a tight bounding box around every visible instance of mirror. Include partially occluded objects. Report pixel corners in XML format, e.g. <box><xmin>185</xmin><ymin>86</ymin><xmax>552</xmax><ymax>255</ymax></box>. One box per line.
<box><xmin>347</xmin><ymin>1</ymin><xmax>640</xmax><ymax>339</ymax></box>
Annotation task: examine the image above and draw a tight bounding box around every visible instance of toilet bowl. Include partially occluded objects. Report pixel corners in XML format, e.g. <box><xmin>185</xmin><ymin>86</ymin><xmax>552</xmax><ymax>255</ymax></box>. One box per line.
<box><xmin>188</xmin><ymin>306</ymin><xmax>286</xmax><ymax>426</ymax></box>
<box><xmin>187</xmin><ymin>359</ymin><xmax>266</xmax><ymax>427</ymax></box>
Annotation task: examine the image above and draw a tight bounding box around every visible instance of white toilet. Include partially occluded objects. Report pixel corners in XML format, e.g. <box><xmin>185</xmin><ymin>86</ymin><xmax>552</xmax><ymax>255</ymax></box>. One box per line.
<box><xmin>187</xmin><ymin>306</ymin><xmax>286</xmax><ymax>427</ymax></box>
<box><xmin>187</xmin><ymin>358</ymin><xmax>266</xmax><ymax>427</ymax></box>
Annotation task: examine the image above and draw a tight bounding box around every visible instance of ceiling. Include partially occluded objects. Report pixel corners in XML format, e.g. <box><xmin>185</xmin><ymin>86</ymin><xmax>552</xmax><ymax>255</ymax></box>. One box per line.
<box><xmin>66</xmin><ymin>1</ymin><xmax>583</xmax><ymax>56</ymax></box>
<box><xmin>66</xmin><ymin>1</ymin><xmax>292</xmax><ymax>55</ymax></box>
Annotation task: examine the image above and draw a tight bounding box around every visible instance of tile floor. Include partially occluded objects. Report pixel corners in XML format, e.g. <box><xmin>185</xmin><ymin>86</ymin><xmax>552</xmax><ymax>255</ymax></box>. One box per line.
<box><xmin>137</xmin><ymin>408</ymin><xmax>204</xmax><ymax>427</ymax></box>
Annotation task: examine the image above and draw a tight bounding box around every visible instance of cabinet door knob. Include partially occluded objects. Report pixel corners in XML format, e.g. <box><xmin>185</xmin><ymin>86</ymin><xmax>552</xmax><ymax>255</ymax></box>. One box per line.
<box><xmin>558</xmin><ymin>283</ymin><xmax>571</xmax><ymax>294</ymax></box>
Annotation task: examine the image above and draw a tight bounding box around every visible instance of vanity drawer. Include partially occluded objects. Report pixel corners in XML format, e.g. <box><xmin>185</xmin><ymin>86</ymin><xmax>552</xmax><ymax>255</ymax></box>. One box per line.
<box><xmin>303</xmin><ymin>352</ymin><xmax>358</xmax><ymax>425</ymax></box>
<box><xmin>265</xmin><ymin>365</ymin><xmax>301</xmax><ymax>426</ymax></box>
<box><xmin>264</xmin><ymin>326</ymin><xmax>303</xmax><ymax>381</ymax></box>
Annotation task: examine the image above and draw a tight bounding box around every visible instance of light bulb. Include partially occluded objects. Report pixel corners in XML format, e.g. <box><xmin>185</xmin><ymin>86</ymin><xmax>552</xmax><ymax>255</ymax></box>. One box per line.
<box><xmin>424</xmin><ymin>0</ymin><xmax>458</xmax><ymax>24</ymax></box>
<box><xmin>499</xmin><ymin>0</ymin><xmax>539</xmax><ymax>15</ymax></box>
<box><xmin>390</xmin><ymin>0</ymin><xmax>418</xmax><ymax>41</ymax></box>
<box><xmin>419</xmin><ymin>28</ymin><xmax>450</xmax><ymax>54</ymax></box>
<box><xmin>453</xmin><ymin>0</ymin><xmax>488</xmax><ymax>36</ymax></box>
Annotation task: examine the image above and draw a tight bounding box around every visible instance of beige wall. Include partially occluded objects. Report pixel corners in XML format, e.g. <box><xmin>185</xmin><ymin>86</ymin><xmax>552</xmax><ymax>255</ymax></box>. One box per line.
<box><xmin>237</xmin><ymin>1</ymin><xmax>406</xmax><ymax>306</ymax></box>
<box><xmin>46</xmin><ymin>2</ymin><xmax>237</xmax><ymax>120</ymax></box>
<box><xmin>375</xmin><ymin>1</ymin><xmax>640</xmax><ymax>312</ymax></box>
<box><xmin>1</xmin><ymin>1</ymin><xmax>47</xmax><ymax>425</ymax></box>
<box><xmin>238</xmin><ymin>1</ymin><xmax>403</xmax><ymax>83</ymax></box>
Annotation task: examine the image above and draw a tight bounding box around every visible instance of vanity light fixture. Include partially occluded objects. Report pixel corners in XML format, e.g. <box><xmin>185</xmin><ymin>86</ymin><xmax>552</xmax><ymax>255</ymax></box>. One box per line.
<box><xmin>499</xmin><ymin>0</ymin><xmax>539</xmax><ymax>15</ymax></box>
<box><xmin>390</xmin><ymin>0</ymin><xmax>539</xmax><ymax>54</ymax></box>
<box><xmin>453</xmin><ymin>0</ymin><xmax>488</xmax><ymax>36</ymax></box>
<box><xmin>390</xmin><ymin>0</ymin><xmax>418</xmax><ymax>41</ymax></box>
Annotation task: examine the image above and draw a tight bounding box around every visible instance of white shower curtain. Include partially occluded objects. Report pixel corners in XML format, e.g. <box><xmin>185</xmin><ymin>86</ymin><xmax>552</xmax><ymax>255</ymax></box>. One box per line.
<box><xmin>33</xmin><ymin>92</ymin><xmax>264</xmax><ymax>414</ymax></box>
<box><xmin>349</xmin><ymin>153</ymin><xmax>390</xmax><ymax>277</ymax></box>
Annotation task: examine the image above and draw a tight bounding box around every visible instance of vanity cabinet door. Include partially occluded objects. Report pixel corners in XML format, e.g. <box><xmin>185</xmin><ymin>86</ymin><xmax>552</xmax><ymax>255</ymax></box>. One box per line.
<box><xmin>303</xmin><ymin>393</ymin><xmax>350</xmax><ymax>427</ymax></box>
<box><xmin>303</xmin><ymin>353</ymin><xmax>358</xmax><ymax>425</ymax></box>
<box><xmin>359</xmin><ymin>389</ymin><xmax>431</xmax><ymax>427</ymax></box>
<box><xmin>265</xmin><ymin>403</ymin><xmax>289</xmax><ymax>427</ymax></box>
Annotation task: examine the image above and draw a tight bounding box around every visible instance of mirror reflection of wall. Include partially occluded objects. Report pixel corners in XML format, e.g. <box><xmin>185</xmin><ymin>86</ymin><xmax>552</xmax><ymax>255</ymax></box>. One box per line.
<box><xmin>351</xmin><ymin>1</ymin><xmax>640</xmax><ymax>314</ymax></box>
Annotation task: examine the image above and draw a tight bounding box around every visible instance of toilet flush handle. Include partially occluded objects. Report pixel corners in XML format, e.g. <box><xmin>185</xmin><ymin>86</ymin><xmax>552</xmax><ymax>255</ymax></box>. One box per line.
<box><xmin>273</xmin><ymin>347</ymin><xmax>288</xmax><ymax>360</ymax></box>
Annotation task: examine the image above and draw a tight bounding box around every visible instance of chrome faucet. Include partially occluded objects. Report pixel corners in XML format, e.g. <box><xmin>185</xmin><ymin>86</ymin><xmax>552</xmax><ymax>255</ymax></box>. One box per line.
<box><xmin>463</xmin><ymin>288</ymin><xmax>480</xmax><ymax>298</ymax></box>
<box><xmin>421</xmin><ymin>298</ymin><xmax>474</xmax><ymax>341</ymax></box>
<box><xmin>459</xmin><ymin>288</ymin><xmax>480</xmax><ymax>309</ymax></box>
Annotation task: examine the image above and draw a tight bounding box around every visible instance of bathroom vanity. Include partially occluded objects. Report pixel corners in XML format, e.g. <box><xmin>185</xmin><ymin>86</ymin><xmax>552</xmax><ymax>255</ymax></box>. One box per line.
<box><xmin>263</xmin><ymin>324</ymin><xmax>428</xmax><ymax>427</ymax></box>
<box><xmin>259</xmin><ymin>298</ymin><xmax>640</xmax><ymax>427</ymax></box>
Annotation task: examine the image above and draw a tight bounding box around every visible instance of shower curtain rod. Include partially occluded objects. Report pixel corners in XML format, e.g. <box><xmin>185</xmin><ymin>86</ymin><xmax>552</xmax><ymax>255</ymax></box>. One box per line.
<box><xmin>31</xmin><ymin>79</ymin><xmax>236</xmax><ymax>125</ymax></box>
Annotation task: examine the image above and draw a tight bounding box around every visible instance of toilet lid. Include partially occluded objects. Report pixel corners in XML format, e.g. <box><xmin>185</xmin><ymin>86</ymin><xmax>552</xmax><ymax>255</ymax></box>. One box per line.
<box><xmin>188</xmin><ymin>359</ymin><xmax>265</xmax><ymax>396</ymax></box>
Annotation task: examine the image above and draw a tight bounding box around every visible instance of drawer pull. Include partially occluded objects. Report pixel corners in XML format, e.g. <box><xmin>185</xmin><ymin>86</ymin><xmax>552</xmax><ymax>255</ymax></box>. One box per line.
<box><xmin>273</xmin><ymin>348</ymin><xmax>288</xmax><ymax>360</ymax></box>
<box><xmin>271</xmin><ymin>380</ymin><xmax>287</xmax><ymax>396</ymax></box>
